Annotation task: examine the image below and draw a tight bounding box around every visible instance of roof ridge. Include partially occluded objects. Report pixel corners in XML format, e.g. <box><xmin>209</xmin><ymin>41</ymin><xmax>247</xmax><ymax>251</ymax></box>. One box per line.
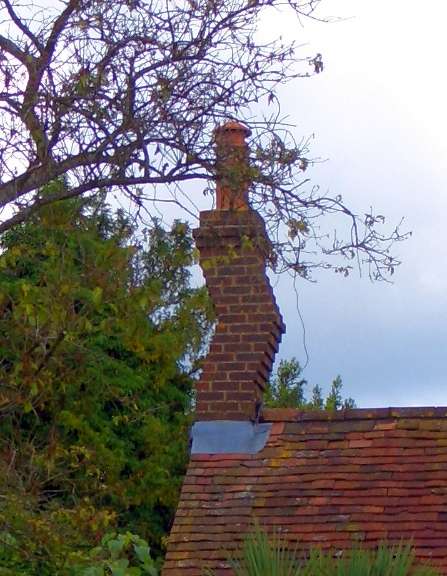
<box><xmin>262</xmin><ymin>406</ymin><xmax>447</xmax><ymax>422</ymax></box>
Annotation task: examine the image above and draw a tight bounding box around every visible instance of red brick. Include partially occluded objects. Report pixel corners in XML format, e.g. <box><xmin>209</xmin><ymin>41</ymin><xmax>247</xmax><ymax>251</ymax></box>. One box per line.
<box><xmin>195</xmin><ymin>381</ymin><xmax>210</xmax><ymax>392</ymax></box>
<box><xmin>219</xmin><ymin>313</ymin><xmax>248</xmax><ymax>323</ymax></box>
<box><xmin>213</xmin><ymin>381</ymin><xmax>242</xmax><ymax>392</ymax></box>
<box><xmin>217</xmin><ymin>361</ymin><xmax>245</xmax><ymax>371</ymax></box>
<box><xmin>230</xmin><ymin>323</ymin><xmax>263</xmax><ymax>334</ymax></box>
<box><xmin>224</xmin><ymin>392</ymin><xmax>254</xmax><ymax>402</ymax></box>
<box><xmin>199</xmin><ymin>392</ymin><xmax>224</xmax><ymax>402</ymax></box>
<box><xmin>214</xmin><ymin>333</ymin><xmax>241</xmax><ymax>343</ymax></box>
<box><xmin>348</xmin><ymin>439</ymin><xmax>373</xmax><ymax>448</ymax></box>
<box><xmin>209</xmin><ymin>353</ymin><xmax>235</xmax><ymax>362</ymax></box>
<box><xmin>240</xmin><ymin>382</ymin><xmax>257</xmax><ymax>392</ymax></box>
<box><xmin>224</xmin><ymin>286</ymin><xmax>252</xmax><ymax>295</ymax></box>
<box><xmin>228</xmin><ymin>371</ymin><xmax>257</xmax><ymax>381</ymax></box>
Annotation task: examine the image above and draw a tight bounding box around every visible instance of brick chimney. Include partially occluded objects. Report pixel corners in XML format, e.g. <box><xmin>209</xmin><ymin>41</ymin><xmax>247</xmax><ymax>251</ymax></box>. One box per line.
<box><xmin>193</xmin><ymin>121</ymin><xmax>285</xmax><ymax>421</ymax></box>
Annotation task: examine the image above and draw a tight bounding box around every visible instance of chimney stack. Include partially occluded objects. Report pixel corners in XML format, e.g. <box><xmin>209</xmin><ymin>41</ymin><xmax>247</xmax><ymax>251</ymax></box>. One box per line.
<box><xmin>193</xmin><ymin>121</ymin><xmax>285</xmax><ymax>421</ymax></box>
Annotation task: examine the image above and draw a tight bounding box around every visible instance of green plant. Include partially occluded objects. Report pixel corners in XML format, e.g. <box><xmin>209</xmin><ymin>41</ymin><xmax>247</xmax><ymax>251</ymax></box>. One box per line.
<box><xmin>72</xmin><ymin>532</ymin><xmax>158</xmax><ymax>576</ymax></box>
<box><xmin>209</xmin><ymin>524</ymin><xmax>440</xmax><ymax>576</ymax></box>
<box><xmin>265</xmin><ymin>358</ymin><xmax>355</xmax><ymax>410</ymax></box>
<box><xmin>228</xmin><ymin>526</ymin><xmax>301</xmax><ymax>576</ymax></box>
<box><xmin>305</xmin><ymin>543</ymin><xmax>439</xmax><ymax>576</ymax></box>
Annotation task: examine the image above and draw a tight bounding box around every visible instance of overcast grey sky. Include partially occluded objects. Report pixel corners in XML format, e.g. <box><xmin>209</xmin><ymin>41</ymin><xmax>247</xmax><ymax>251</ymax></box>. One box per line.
<box><xmin>4</xmin><ymin>1</ymin><xmax>443</xmax><ymax>408</ymax></box>
<box><xmin>266</xmin><ymin>1</ymin><xmax>447</xmax><ymax>407</ymax></box>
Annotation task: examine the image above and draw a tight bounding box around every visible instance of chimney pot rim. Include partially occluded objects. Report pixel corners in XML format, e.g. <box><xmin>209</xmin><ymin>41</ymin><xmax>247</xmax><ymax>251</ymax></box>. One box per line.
<box><xmin>215</xmin><ymin>120</ymin><xmax>252</xmax><ymax>137</ymax></box>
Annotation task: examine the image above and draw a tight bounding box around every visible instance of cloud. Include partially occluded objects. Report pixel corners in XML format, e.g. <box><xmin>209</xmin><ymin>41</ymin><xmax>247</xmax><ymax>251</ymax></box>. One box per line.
<box><xmin>268</xmin><ymin>0</ymin><xmax>447</xmax><ymax>407</ymax></box>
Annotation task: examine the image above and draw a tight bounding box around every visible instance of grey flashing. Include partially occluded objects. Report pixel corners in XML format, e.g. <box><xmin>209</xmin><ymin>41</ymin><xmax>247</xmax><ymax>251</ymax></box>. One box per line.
<box><xmin>191</xmin><ymin>420</ymin><xmax>272</xmax><ymax>455</ymax></box>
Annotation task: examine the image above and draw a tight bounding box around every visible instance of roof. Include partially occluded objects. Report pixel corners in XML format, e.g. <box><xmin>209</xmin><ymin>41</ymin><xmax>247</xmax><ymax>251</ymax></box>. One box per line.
<box><xmin>163</xmin><ymin>407</ymin><xmax>447</xmax><ymax>575</ymax></box>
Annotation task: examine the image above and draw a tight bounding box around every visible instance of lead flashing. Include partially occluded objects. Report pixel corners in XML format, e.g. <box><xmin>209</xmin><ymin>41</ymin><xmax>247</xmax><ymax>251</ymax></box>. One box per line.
<box><xmin>191</xmin><ymin>420</ymin><xmax>272</xmax><ymax>455</ymax></box>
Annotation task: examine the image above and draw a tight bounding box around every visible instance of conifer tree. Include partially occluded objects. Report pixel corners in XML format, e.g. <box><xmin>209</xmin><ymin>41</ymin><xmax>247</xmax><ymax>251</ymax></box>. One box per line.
<box><xmin>0</xmin><ymin>185</ymin><xmax>213</xmax><ymax>572</ymax></box>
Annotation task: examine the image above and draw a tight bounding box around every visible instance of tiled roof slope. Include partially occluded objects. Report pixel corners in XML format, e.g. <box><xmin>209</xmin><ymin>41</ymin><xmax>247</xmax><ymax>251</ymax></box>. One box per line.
<box><xmin>163</xmin><ymin>407</ymin><xmax>447</xmax><ymax>576</ymax></box>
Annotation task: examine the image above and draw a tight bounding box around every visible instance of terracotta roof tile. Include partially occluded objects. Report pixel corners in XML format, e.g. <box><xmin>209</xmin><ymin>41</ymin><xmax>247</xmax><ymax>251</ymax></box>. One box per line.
<box><xmin>163</xmin><ymin>408</ymin><xmax>447</xmax><ymax>575</ymax></box>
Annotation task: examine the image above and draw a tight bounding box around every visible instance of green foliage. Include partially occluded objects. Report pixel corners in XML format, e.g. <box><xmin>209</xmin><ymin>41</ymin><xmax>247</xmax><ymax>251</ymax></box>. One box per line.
<box><xmin>0</xmin><ymin>189</ymin><xmax>213</xmax><ymax>573</ymax></box>
<box><xmin>305</xmin><ymin>543</ymin><xmax>438</xmax><ymax>576</ymax></box>
<box><xmin>265</xmin><ymin>359</ymin><xmax>307</xmax><ymax>409</ymax></box>
<box><xmin>227</xmin><ymin>525</ymin><xmax>301</xmax><ymax>576</ymax></box>
<box><xmin>0</xmin><ymin>530</ymin><xmax>158</xmax><ymax>576</ymax></box>
<box><xmin>215</xmin><ymin>524</ymin><xmax>439</xmax><ymax>576</ymax></box>
<box><xmin>265</xmin><ymin>358</ymin><xmax>355</xmax><ymax>410</ymax></box>
<box><xmin>72</xmin><ymin>532</ymin><xmax>158</xmax><ymax>576</ymax></box>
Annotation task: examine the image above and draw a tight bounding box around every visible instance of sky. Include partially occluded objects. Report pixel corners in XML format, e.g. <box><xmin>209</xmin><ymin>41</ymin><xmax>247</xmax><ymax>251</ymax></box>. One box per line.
<box><xmin>262</xmin><ymin>1</ymin><xmax>447</xmax><ymax>407</ymax></box>
<box><xmin>2</xmin><ymin>0</ymin><xmax>445</xmax><ymax>408</ymax></box>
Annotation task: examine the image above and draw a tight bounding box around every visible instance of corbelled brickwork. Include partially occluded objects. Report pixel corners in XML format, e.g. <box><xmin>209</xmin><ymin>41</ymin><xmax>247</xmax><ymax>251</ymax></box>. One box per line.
<box><xmin>163</xmin><ymin>408</ymin><xmax>447</xmax><ymax>575</ymax></box>
<box><xmin>192</xmin><ymin>120</ymin><xmax>285</xmax><ymax>421</ymax></box>
<box><xmin>193</xmin><ymin>209</ymin><xmax>285</xmax><ymax>420</ymax></box>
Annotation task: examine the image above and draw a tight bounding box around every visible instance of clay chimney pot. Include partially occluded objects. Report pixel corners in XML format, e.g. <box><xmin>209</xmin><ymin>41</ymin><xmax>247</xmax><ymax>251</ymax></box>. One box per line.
<box><xmin>214</xmin><ymin>121</ymin><xmax>252</xmax><ymax>147</ymax></box>
<box><xmin>214</xmin><ymin>121</ymin><xmax>252</xmax><ymax>211</ymax></box>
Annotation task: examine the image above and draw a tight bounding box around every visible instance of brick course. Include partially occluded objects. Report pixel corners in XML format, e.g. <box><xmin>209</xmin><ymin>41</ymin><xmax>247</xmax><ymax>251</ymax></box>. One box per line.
<box><xmin>193</xmin><ymin>209</ymin><xmax>285</xmax><ymax>420</ymax></box>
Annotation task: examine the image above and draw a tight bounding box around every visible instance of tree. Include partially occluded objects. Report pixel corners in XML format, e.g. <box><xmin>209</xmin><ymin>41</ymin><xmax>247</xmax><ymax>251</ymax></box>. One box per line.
<box><xmin>265</xmin><ymin>358</ymin><xmax>355</xmax><ymax>410</ymax></box>
<box><xmin>0</xmin><ymin>189</ymin><xmax>213</xmax><ymax>572</ymax></box>
<box><xmin>0</xmin><ymin>0</ymin><xmax>408</xmax><ymax>280</ymax></box>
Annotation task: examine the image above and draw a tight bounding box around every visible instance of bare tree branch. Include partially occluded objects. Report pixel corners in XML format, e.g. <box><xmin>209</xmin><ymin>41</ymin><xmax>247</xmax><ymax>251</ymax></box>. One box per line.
<box><xmin>0</xmin><ymin>33</ymin><xmax>30</xmax><ymax>64</ymax></box>
<box><xmin>0</xmin><ymin>0</ymin><xmax>408</xmax><ymax>280</ymax></box>
<box><xmin>2</xmin><ymin>0</ymin><xmax>42</xmax><ymax>50</ymax></box>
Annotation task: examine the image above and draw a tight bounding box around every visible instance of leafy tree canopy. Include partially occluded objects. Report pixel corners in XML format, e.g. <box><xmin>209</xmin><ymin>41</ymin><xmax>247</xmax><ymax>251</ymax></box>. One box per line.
<box><xmin>0</xmin><ymin>0</ymin><xmax>408</xmax><ymax>279</ymax></box>
<box><xmin>265</xmin><ymin>358</ymin><xmax>355</xmax><ymax>410</ymax></box>
<box><xmin>0</xmin><ymin>183</ymin><xmax>213</xmax><ymax>573</ymax></box>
